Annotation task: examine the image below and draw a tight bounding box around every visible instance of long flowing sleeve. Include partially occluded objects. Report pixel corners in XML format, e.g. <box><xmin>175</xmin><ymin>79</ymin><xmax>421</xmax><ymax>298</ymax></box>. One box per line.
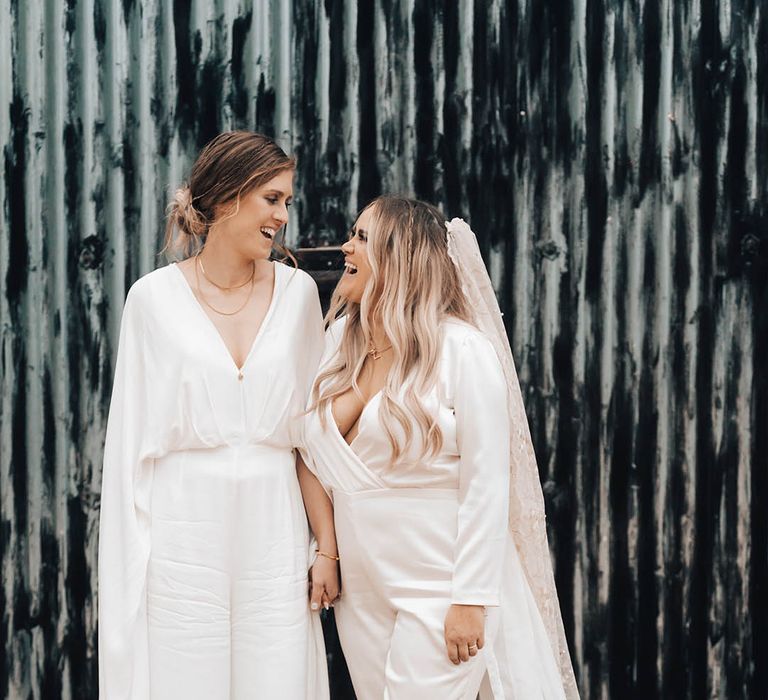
<box><xmin>451</xmin><ymin>332</ymin><xmax>511</xmax><ymax>606</ymax></box>
<box><xmin>295</xmin><ymin>272</ymin><xmax>325</xmax><ymax>411</ymax></box>
<box><xmin>289</xmin><ymin>271</ymin><xmax>325</xmax><ymax>453</ymax></box>
<box><xmin>286</xmin><ymin>270</ymin><xmax>330</xmax><ymax>700</ymax></box>
<box><xmin>292</xmin><ymin>310</ymin><xmax>345</xmax><ymax>485</ymax></box>
<box><xmin>98</xmin><ymin>287</ymin><xmax>154</xmax><ymax>699</ymax></box>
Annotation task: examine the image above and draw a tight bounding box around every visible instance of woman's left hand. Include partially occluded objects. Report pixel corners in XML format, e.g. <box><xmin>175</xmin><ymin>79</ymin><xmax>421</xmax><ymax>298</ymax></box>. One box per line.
<box><xmin>309</xmin><ymin>554</ymin><xmax>340</xmax><ymax>612</ymax></box>
<box><xmin>444</xmin><ymin>604</ymin><xmax>485</xmax><ymax>665</ymax></box>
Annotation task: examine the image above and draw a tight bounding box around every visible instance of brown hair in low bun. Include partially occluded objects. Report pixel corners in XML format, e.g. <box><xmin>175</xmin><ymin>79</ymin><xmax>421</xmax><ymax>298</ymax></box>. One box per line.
<box><xmin>163</xmin><ymin>131</ymin><xmax>295</xmax><ymax>259</ymax></box>
<box><xmin>169</xmin><ymin>186</ymin><xmax>208</xmax><ymax>239</ymax></box>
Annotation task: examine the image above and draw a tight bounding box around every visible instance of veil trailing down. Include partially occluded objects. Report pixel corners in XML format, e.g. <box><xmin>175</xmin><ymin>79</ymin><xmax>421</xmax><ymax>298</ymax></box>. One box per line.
<box><xmin>446</xmin><ymin>218</ymin><xmax>579</xmax><ymax>699</ymax></box>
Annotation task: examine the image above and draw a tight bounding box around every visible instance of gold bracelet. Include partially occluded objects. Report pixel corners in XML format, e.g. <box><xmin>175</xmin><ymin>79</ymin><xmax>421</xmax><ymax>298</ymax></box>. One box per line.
<box><xmin>315</xmin><ymin>549</ymin><xmax>340</xmax><ymax>561</ymax></box>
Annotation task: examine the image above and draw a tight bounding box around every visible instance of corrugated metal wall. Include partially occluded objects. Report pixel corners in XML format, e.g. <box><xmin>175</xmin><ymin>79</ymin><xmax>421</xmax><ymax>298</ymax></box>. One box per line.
<box><xmin>1</xmin><ymin>1</ymin><xmax>766</xmax><ymax>698</ymax></box>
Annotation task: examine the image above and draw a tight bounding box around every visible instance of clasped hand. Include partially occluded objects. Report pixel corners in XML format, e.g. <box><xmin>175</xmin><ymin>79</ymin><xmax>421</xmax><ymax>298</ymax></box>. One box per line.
<box><xmin>444</xmin><ymin>604</ymin><xmax>485</xmax><ymax>665</ymax></box>
<box><xmin>309</xmin><ymin>554</ymin><xmax>340</xmax><ymax>612</ymax></box>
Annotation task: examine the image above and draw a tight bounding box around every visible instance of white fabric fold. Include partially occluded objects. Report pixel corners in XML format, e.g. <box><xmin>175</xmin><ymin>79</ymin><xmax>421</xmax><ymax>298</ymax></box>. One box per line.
<box><xmin>98</xmin><ymin>287</ymin><xmax>153</xmax><ymax>699</ymax></box>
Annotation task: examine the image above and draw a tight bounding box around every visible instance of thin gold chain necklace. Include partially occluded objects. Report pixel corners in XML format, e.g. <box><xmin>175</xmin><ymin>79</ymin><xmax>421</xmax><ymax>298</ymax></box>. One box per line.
<box><xmin>196</xmin><ymin>251</ymin><xmax>255</xmax><ymax>291</ymax></box>
<box><xmin>194</xmin><ymin>256</ymin><xmax>255</xmax><ymax>316</ymax></box>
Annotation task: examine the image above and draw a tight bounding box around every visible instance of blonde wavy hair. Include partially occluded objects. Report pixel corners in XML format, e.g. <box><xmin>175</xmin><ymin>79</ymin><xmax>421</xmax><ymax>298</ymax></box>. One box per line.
<box><xmin>312</xmin><ymin>195</ymin><xmax>474</xmax><ymax>465</ymax></box>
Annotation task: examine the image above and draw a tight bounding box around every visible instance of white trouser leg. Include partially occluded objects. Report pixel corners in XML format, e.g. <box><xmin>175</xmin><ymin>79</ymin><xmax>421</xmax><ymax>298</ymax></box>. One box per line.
<box><xmin>230</xmin><ymin>575</ymin><xmax>309</xmax><ymax>697</ymax></box>
<box><xmin>147</xmin><ymin>446</ymin><xmax>311</xmax><ymax>699</ymax></box>
<box><xmin>334</xmin><ymin>590</ymin><xmax>396</xmax><ymax>699</ymax></box>
<box><xmin>147</xmin><ymin>514</ymin><xmax>231</xmax><ymax>700</ymax></box>
<box><xmin>335</xmin><ymin>593</ymin><xmax>500</xmax><ymax>700</ymax></box>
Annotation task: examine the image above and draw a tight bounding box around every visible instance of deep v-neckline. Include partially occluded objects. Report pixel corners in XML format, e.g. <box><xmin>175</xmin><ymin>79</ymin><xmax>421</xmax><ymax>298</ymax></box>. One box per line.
<box><xmin>322</xmin><ymin>400</ymin><xmax>388</xmax><ymax>488</ymax></box>
<box><xmin>332</xmin><ymin>389</ymin><xmax>383</xmax><ymax>447</ymax></box>
<box><xmin>171</xmin><ymin>261</ymin><xmax>280</xmax><ymax>372</ymax></box>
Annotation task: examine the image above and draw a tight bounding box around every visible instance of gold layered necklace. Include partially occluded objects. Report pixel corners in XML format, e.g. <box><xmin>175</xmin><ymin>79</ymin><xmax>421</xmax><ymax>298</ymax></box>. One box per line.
<box><xmin>194</xmin><ymin>252</ymin><xmax>255</xmax><ymax>316</ymax></box>
<box><xmin>196</xmin><ymin>251</ymin><xmax>254</xmax><ymax>290</ymax></box>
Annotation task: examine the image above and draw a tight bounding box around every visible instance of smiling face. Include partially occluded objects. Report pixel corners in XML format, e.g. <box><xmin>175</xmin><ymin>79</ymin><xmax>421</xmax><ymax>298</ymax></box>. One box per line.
<box><xmin>209</xmin><ymin>168</ymin><xmax>294</xmax><ymax>260</ymax></box>
<box><xmin>337</xmin><ymin>205</ymin><xmax>375</xmax><ymax>304</ymax></box>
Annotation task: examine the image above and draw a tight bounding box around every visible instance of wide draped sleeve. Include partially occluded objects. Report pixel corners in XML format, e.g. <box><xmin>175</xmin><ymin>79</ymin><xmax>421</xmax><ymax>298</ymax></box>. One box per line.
<box><xmin>293</xmin><ymin>316</ymin><xmax>346</xmax><ymax>471</ymax></box>
<box><xmin>285</xmin><ymin>271</ymin><xmax>329</xmax><ymax>700</ymax></box>
<box><xmin>98</xmin><ymin>284</ymin><xmax>155</xmax><ymax>699</ymax></box>
<box><xmin>289</xmin><ymin>269</ymin><xmax>325</xmax><ymax>427</ymax></box>
<box><xmin>451</xmin><ymin>331</ymin><xmax>511</xmax><ymax>606</ymax></box>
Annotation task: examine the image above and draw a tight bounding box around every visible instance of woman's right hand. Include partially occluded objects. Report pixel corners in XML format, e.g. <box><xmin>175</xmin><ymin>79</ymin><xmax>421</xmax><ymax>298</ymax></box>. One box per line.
<box><xmin>444</xmin><ymin>604</ymin><xmax>485</xmax><ymax>664</ymax></box>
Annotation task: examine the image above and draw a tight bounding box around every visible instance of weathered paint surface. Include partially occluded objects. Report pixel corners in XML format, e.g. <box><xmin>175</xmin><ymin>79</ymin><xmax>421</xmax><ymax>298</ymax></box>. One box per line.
<box><xmin>1</xmin><ymin>1</ymin><xmax>766</xmax><ymax>698</ymax></box>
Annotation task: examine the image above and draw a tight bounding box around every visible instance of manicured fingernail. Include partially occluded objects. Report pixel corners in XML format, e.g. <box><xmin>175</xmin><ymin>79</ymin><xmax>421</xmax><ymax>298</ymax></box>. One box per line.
<box><xmin>311</xmin><ymin>602</ymin><xmax>319</xmax><ymax>611</ymax></box>
<box><xmin>324</xmin><ymin>602</ymin><xmax>330</xmax><ymax>611</ymax></box>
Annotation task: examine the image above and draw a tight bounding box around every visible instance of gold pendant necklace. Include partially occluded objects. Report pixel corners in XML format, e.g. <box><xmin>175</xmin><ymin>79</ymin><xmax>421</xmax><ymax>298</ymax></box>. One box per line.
<box><xmin>196</xmin><ymin>251</ymin><xmax>255</xmax><ymax>291</ymax></box>
<box><xmin>195</xmin><ymin>257</ymin><xmax>255</xmax><ymax>316</ymax></box>
<box><xmin>367</xmin><ymin>342</ymin><xmax>392</xmax><ymax>360</ymax></box>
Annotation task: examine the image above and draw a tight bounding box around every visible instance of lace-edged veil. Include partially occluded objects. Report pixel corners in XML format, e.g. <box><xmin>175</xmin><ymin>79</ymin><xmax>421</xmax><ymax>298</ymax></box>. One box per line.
<box><xmin>446</xmin><ymin>218</ymin><xmax>579</xmax><ymax>699</ymax></box>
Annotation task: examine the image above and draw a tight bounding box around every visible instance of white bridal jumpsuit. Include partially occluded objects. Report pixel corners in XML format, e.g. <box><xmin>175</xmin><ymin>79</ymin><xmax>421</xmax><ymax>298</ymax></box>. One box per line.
<box><xmin>98</xmin><ymin>262</ymin><xmax>328</xmax><ymax>700</ymax></box>
<box><xmin>302</xmin><ymin>318</ymin><xmax>567</xmax><ymax>699</ymax></box>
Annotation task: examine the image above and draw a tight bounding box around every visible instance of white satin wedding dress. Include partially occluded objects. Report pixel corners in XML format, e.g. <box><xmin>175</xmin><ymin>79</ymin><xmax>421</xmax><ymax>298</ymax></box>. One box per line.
<box><xmin>301</xmin><ymin>317</ymin><xmax>570</xmax><ymax>699</ymax></box>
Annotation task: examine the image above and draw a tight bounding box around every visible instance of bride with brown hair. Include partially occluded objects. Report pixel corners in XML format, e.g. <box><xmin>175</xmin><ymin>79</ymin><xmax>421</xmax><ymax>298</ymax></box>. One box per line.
<box><xmin>299</xmin><ymin>195</ymin><xmax>579</xmax><ymax>698</ymax></box>
<box><xmin>98</xmin><ymin>131</ymin><xmax>336</xmax><ymax>699</ymax></box>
